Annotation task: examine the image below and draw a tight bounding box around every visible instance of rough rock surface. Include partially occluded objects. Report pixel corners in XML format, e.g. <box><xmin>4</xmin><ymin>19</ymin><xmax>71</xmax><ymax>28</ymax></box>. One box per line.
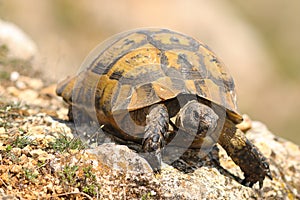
<box><xmin>86</xmin><ymin>143</ymin><xmax>153</xmax><ymax>173</ymax></box>
<box><xmin>85</xmin><ymin>122</ymin><xmax>300</xmax><ymax>199</ymax></box>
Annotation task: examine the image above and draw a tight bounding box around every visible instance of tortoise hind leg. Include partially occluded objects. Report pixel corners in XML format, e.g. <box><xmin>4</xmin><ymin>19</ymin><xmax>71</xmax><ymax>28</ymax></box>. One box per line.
<box><xmin>142</xmin><ymin>104</ymin><xmax>169</xmax><ymax>172</ymax></box>
<box><xmin>218</xmin><ymin>119</ymin><xmax>272</xmax><ymax>188</ymax></box>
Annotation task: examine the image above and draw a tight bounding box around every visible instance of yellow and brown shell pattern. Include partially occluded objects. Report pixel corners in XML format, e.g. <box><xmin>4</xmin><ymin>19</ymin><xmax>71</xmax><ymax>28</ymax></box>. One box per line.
<box><xmin>57</xmin><ymin>28</ymin><xmax>243</xmax><ymax>133</ymax></box>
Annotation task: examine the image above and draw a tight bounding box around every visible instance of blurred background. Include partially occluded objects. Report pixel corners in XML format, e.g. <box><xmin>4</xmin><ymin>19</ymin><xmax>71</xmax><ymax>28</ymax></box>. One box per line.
<box><xmin>0</xmin><ymin>0</ymin><xmax>299</xmax><ymax>144</ymax></box>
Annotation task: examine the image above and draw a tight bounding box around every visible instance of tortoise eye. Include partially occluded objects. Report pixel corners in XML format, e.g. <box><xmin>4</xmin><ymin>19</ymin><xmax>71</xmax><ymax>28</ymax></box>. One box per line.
<box><xmin>192</xmin><ymin>110</ymin><xmax>199</xmax><ymax>121</ymax></box>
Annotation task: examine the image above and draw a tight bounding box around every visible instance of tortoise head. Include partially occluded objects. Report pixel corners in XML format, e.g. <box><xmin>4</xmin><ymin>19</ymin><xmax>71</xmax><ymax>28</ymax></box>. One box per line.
<box><xmin>175</xmin><ymin>100</ymin><xmax>219</xmax><ymax>137</ymax></box>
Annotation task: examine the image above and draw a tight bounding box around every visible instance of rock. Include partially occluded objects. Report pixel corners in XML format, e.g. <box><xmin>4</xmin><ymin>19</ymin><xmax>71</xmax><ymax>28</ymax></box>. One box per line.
<box><xmin>247</xmin><ymin>122</ymin><xmax>300</xmax><ymax>196</ymax></box>
<box><xmin>10</xmin><ymin>165</ymin><xmax>22</xmax><ymax>174</ymax></box>
<box><xmin>0</xmin><ymin>127</ymin><xmax>5</xmax><ymax>134</ymax></box>
<box><xmin>6</xmin><ymin>86</ymin><xmax>20</xmax><ymax>97</ymax></box>
<box><xmin>17</xmin><ymin>76</ymin><xmax>44</xmax><ymax>90</ymax></box>
<box><xmin>0</xmin><ymin>19</ymin><xmax>37</xmax><ymax>60</ymax></box>
<box><xmin>0</xmin><ymin>188</ymin><xmax>17</xmax><ymax>200</ymax></box>
<box><xmin>17</xmin><ymin>89</ymin><xmax>38</xmax><ymax>103</ymax></box>
<box><xmin>39</xmin><ymin>84</ymin><xmax>57</xmax><ymax>97</ymax></box>
<box><xmin>10</xmin><ymin>148</ymin><xmax>21</xmax><ymax>157</ymax></box>
<box><xmin>29</xmin><ymin>149</ymin><xmax>52</xmax><ymax>162</ymax></box>
<box><xmin>87</xmin><ymin>143</ymin><xmax>153</xmax><ymax>174</ymax></box>
<box><xmin>86</xmin><ymin>121</ymin><xmax>300</xmax><ymax>199</ymax></box>
<box><xmin>159</xmin><ymin>121</ymin><xmax>300</xmax><ymax>199</ymax></box>
<box><xmin>15</xmin><ymin>80</ymin><xmax>27</xmax><ymax>90</ymax></box>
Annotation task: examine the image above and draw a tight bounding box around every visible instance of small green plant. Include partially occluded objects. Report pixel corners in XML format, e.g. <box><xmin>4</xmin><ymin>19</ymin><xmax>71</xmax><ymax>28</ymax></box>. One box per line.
<box><xmin>82</xmin><ymin>184</ymin><xmax>99</xmax><ymax>197</ymax></box>
<box><xmin>0</xmin><ymin>43</ymin><xmax>37</xmax><ymax>79</ymax></box>
<box><xmin>59</xmin><ymin>164</ymin><xmax>79</xmax><ymax>187</ymax></box>
<box><xmin>0</xmin><ymin>70</ymin><xmax>9</xmax><ymax>80</ymax></box>
<box><xmin>141</xmin><ymin>192</ymin><xmax>152</xmax><ymax>200</ymax></box>
<box><xmin>23</xmin><ymin>168</ymin><xmax>38</xmax><ymax>182</ymax></box>
<box><xmin>0</xmin><ymin>44</ymin><xmax>12</xmax><ymax>79</ymax></box>
<box><xmin>0</xmin><ymin>101</ymin><xmax>29</xmax><ymax>132</ymax></box>
<box><xmin>1</xmin><ymin>135</ymin><xmax>33</xmax><ymax>165</ymax></box>
<box><xmin>0</xmin><ymin>101</ymin><xmax>26</xmax><ymax>119</ymax></box>
<box><xmin>0</xmin><ymin>44</ymin><xmax>9</xmax><ymax>61</ymax></box>
<box><xmin>2</xmin><ymin>135</ymin><xmax>33</xmax><ymax>152</ymax></box>
<box><xmin>12</xmin><ymin>135</ymin><xmax>33</xmax><ymax>149</ymax></box>
<box><xmin>83</xmin><ymin>165</ymin><xmax>95</xmax><ymax>179</ymax></box>
<box><xmin>18</xmin><ymin>127</ymin><xmax>26</xmax><ymax>134</ymax></box>
<box><xmin>37</xmin><ymin>160</ymin><xmax>47</xmax><ymax>168</ymax></box>
<box><xmin>81</xmin><ymin>165</ymin><xmax>100</xmax><ymax>196</ymax></box>
<box><xmin>49</xmin><ymin>134</ymin><xmax>85</xmax><ymax>152</ymax></box>
<box><xmin>5</xmin><ymin>144</ymin><xmax>12</xmax><ymax>152</ymax></box>
<box><xmin>57</xmin><ymin>164</ymin><xmax>100</xmax><ymax>197</ymax></box>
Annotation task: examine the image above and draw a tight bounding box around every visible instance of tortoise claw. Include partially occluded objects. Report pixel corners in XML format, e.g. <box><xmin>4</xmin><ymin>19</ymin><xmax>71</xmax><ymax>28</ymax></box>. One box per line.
<box><xmin>242</xmin><ymin>180</ymin><xmax>254</xmax><ymax>188</ymax></box>
<box><xmin>241</xmin><ymin>166</ymin><xmax>272</xmax><ymax>188</ymax></box>
<box><xmin>241</xmin><ymin>177</ymin><xmax>259</xmax><ymax>188</ymax></box>
<box><xmin>267</xmin><ymin>172</ymin><xmax>273</xmax><ymax>180</ymax></box>
<box><xmin>259</xmin><ymin>180</ymin><xmax>263</xmax><ymax>189</ymax></box>
<box><xmin>142</xmin><ymin>135</ymin><xmax>163</xmax><ymax>172</ymax></box>
<box><xmin>142</xmin><ymin>151</ymin><xmax>162</xmax><ymax>173</ymax></box>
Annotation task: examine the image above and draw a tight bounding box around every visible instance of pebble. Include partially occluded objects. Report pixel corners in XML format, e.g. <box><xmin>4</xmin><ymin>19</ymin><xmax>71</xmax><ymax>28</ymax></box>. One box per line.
<box><xmin>0</xmin><ymin>127</ymin><xmax>6</xmax><ymax>134</ymax></box>
<box><xmin>11</xmin><ymin>148</ymin><xmax>22</xmax><ymax>157</ymax></box>
<box><xmin>150</xmin><ymin>190</ymin><xmax>157</xmax><ymax>196</ymax></box>
<box><xmin>10</xmin><ymin>165</ymin><xmax>22</xmax><ymax>173</ymax></box>
<box><xmin>21</xmin><ymin>145</ymin><xmax>32</xmax><ymax>155</ymax></box>
<box><xmin>10</xmin><ymin>71</ymin><xmax>20</xmax><ymax>81</ymax></box>
<box><xmin>40</xmin><ymin>84</ymin><xmax>57</xmax><ymax>97</ymax></box>
<box><xmin>26</xmin><ymin>78</ymin><xmax>44</xmax><ymax>90</ymax></box>
<box><xmin>19</xmin><ymin>154</ymin><xmax>28</xmax><ymax>164</ymax></box>
<box><xmin>18</xmin><ymin>89</ymin><xmax>38</xmax><ymax>103</ymax></box>
<box><xmin>15</xmin><ymin>81</ymin><xmax>26</xmax><ymax>89</ymax></box>
<box><xmin>29</xmin><ymin>149</ymin><xmax>51</xmax><ymax>162</ymax></box>
<box><xmin>19</xmin><ymin>76</ymin><xmax>44</xmax><ymax>90</ymax></box>
<box><xmin>6</xmin><ymin>86</ymin><xmax>20</xmax><ymax>97</ymax></box>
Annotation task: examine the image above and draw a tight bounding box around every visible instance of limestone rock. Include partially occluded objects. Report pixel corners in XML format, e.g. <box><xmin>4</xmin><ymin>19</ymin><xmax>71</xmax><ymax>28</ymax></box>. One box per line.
<box><xmin>87</xmin><ymin>143</ymin><xmax>153</xmax><ymax>174</ymax></box>
<box><xmin>0</xmin><ymin>19</ymin><xmax>37</xmax><ymax>60</ymax></box>
<box><xmin>85</xmin><ymin>121</ymin><xmax>300</xmax><ymax>199</ymax></box>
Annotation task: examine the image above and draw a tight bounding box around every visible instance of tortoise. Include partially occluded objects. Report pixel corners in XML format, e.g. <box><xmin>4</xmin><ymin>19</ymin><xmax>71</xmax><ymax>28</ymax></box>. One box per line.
<box><xmin>56</xmin><ymin>28</ymin><xmax>272</xmax><ymax>188</ymax></box>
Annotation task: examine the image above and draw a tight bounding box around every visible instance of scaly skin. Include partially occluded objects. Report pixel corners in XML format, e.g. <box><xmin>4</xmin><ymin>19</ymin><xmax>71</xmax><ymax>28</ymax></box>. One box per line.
<box><xmin>142</xmin><ymin>104</ymin><xmax>169</xmax><ymax>172</ymax></box>
<box><xmin>218</xmin><ymin>119</ymin><xmax>272</xmax><ymax>188</ymax></box>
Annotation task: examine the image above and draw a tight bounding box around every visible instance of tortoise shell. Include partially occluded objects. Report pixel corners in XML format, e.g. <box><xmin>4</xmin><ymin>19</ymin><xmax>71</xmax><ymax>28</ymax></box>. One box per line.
<box><xmin>57</xmin><ymin>28</ymin><xmax>242</xmax><ymax>138</ymax></box>
<box><xmin>56</xmin><ymin>29</ymin><xmax>274</xmax><ymax>188</ymax></box>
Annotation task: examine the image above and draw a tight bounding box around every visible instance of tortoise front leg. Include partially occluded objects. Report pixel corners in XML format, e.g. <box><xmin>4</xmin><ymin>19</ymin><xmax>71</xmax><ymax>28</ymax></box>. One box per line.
<box><xmin>142</xmin><ymin>104</ymin><xmax>169</xmax><ymax>172</ymax></box>
<box><xmin>218</xmin><ymin>119</ymin><xmax>272</xmax><ymax>188</ymax></box>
